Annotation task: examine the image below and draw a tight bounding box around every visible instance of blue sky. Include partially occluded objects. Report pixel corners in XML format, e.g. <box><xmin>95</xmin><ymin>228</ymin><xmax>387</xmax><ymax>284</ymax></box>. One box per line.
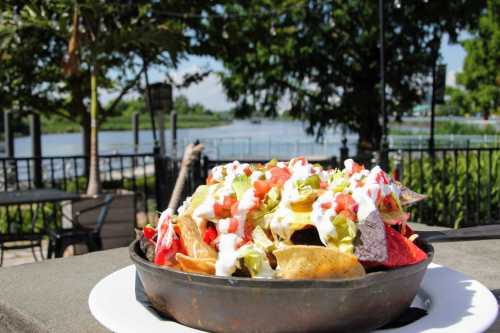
<box><xmin>140</xmin><ymin>34</ymin><xmax>467</xmax><ymax>112</ymax></box>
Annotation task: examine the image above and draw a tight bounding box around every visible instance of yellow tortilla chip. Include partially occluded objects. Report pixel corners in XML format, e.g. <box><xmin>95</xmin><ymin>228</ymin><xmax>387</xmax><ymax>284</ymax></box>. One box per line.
<box><xmin>273</xmin><ymin>245</ymin><xmax>366</xmax><ymax>280</ymax></box>
<box><xmin>175</xmin><ymin>253</ymin><xmax>215</xmax><ymax>275</ymax></box>
<box><xmin>176</xmin><ymin>216</ymin><xmax>217</xmax><ymax>260</ymax></box>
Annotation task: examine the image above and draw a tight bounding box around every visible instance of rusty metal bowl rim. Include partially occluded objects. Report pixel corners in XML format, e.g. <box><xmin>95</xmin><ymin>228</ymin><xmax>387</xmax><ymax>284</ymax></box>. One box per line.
<box><xmin>129</xmin><ymin>239</ymin><xmax>434</xmax><ymax>289</ymax></box>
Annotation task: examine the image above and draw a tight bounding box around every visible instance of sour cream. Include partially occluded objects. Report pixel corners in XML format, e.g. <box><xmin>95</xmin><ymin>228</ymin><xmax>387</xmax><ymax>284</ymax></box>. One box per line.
<box><xmin>155</xmin><ymin>208</ymin><xmax>174</xmax><ymax>252</ymax></box>
<box><xmin>311</xmin><ymin>191</ymin><xmax>338</xmax><ymax>245</ymax></box>
<box><xmin>215</xmin><ymin>233</ymin><xmax>240</xmax><ymax>276</ymax></box>
<box><xmin>233</xmin><ymin>188</ymin><xmax>258</xmax><ymax>236</ymax></box>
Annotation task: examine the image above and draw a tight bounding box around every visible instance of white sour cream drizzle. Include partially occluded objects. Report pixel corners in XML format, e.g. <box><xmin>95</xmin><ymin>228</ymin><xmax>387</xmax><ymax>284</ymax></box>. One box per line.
<box><xmin>270</xmin><ymin>160</ymin><xmax>316</xmax><ymax>239</ymax></box>
<box><xmin>215</xmin><ymin>233</ymin><xmax>240</xmax><ymax>276</ymax></box>
<box><xmin>343</xmin><ymin>159</ymin><xmax>399</xmax><ymax>222</ymax></box>
<box><xmin>177</xmin><ymin>196</ymin><xmax>192</xmax><ymax>216</ymax></box>
<box><xmin>311</xmin><ymin>191</ymin><xmax>338</xmax><ymax>245</ymax></box>
<box><xmin>155</xmin><ymin>208</ymin><xmax>174</xmax><ymax>252</ymax></box>
<box><xmin>233</xmin><ymin>188</ymin><xmax>258</xmax><ymax>236</ymax></box>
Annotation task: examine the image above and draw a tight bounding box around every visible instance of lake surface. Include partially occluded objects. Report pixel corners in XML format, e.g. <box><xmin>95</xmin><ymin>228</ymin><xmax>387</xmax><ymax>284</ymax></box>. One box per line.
<box><xmin>11</xmin><ymin>118</ymin><xmax>499</xmax><ymax>159</ymax></box>
<box><xmin>13</xmin><ymin>120</ymin><xmax>358</xmax><ymax>159</ymax></box>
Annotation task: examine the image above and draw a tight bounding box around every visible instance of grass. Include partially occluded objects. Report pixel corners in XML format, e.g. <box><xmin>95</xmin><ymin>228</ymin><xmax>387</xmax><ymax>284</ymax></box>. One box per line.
<box><xmin>390</xmin><ymin>121</ymin><xmax>498</xmax><ymax>136</ymax></box>
<box><xmin>40</xmin><ymin>113</ymin><xmax>231</xmax><ymax>134</ymax></box>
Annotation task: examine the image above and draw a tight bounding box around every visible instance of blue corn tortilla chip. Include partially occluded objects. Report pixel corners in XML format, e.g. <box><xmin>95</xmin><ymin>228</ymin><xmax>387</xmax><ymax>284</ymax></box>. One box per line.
<box><xmin>395</xmin><ymin>181</ymin><xmax>427</xmax><ymax>207</ymax></box>
<box><xmin>354</xmin><ymin>211</ymin><xmax>387</xmax><ymax>262</ymax></box>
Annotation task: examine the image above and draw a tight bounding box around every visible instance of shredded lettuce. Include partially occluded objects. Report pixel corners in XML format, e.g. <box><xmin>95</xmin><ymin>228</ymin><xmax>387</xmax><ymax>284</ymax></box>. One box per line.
<box><xmin>252</xmin><ymin>226</ymin><xmax>274</xmax><ymax>251</ymax></box>
<box><xmin>250</xmin><ymin>187</ymin><xmax>281</xmax><ymax>226</ymax></box>
<box><xmin>329</xmin><ymin>214</ymin><xmax>357</xmax><ymax>254</ymax></box>
<box><xmin>188</xmin><ymin>185</ymin><xmax>209</xmax><ymax>212</ymax></box>
<box><xmin>238</xmin><ymin>244</ymin><xmax>274</xmax><ymax>278</ymax></box>
<box><xmin>232</xmin><ymin>175</ymin><xmax>251</xmax><ymax>200</ymax></box>
<box><xmin>328</xmin><ymin>170</ymin><xmax>349</xmax><ymax>193</ymax></box>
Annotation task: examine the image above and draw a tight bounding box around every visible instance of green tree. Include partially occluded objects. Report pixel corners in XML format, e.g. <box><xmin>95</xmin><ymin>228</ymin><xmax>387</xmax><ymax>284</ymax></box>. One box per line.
<box><xmin>443</xmin><ymin>86</ymin><xmax>473</xmax><ymax>116</ymax></box>
<box><xmin>0</xmin><ymin>1</ymin><xmax>213</xmax><ymax>193</ymax></box>
<box><xmin>456</xmin><ymin>0</ymin><xmax>500</xmax><ymax>119</ymax></box>
<box><xmin>174</xmin><ymin>95</ymin><xmax>191</xmax><ymax>114</ymax></box>
<box><xmin>196</xmin><ymin>1</ymin><xmax>484</xmax><ymax>151</ymax></box>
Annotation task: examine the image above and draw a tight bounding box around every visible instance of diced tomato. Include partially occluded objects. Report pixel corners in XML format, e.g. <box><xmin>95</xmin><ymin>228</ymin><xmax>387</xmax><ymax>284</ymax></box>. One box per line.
<box><xmin>203</xmin><ymin>225</ymin><xmax>218</xmax><ymax>245</ymax></box>
<box><xmin>382</xmin><ymin>194</ymin><xmax>398</xmax><ymax>211</ymax></box>
<box><xmin>243</xmin><ymin>219</ymin><xmax>255</xmax><ymax>243</ymax></box>
<box><xmin>321</xmin><ymin>202</ymin><xmax>332</xmax><ymax>210</ymax></box>
<box><xmin>143</xmin><ymin>224</ymin><xmax>156</xmax><ymax>240</ymax></box>
<box><xmin>269</xmin><ymin>167</ymin><xmax>291</xmax><ymax>186</ymax></box>
<box><xmin>228</xmin><ymin>217</ymin><xmax>239</xmax><ymax>233</ymax></box>
<box><xmin>319</xmin><ymin>181</ymin><xmax>328</xmax><ymax>189</ymax></box>
<box><xmin>244</xmin><ymin>167</ymin><xmax>252</xmax><ymax>176</ymax></box>
<box><xmin>213</xmin><ymin>202</ymin><xmax>225</xmax><ymax>218</ymax></box>
<box><xmin>254</xmin><ymin>180</ymin><xmax>271</xmax><ymax>200</ymax></box>
<box><xmin>352</xmin><ymin>162</ymin><xmax>364</xmax><ymax>174</ymax></box>
<box><xmin>214</xmin><ymin>196</ymin><xmax>237</xmax><ymax>218</ymax></box>
<box><xmin>339</xmin><ymin>209</ymin><xmax>357</xmax><ymax>222</ymax></box>
<box><xmin>335</xmin><ymin>194</ymin><xmax>358</xmax><ymax>214</ymax></box>
<box><xmin>206</xmin><ymin>175</ymin><xmax>216</xmax><ymax>185</ymax></box>
<box><xmin>223</xmin><ymin>196</ymin><xmax>237</xmax><ymax>210</ymax></box>
<box><xmin>231</xmin><ymin>201</ymin><xmax>239</xmax><ymax>216</ymax></box>
<box><xmin>154</xmin><ymin>238</ymin><xmax>180</xmax><ymax>266</ymax></box>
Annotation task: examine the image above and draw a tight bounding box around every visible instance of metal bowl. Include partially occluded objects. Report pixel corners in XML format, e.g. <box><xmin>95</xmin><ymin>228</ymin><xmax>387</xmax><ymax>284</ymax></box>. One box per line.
<box><xmin>130</xmin><ymin>239</ymin><xmax>433</xmax><ymax>333</ymax></box>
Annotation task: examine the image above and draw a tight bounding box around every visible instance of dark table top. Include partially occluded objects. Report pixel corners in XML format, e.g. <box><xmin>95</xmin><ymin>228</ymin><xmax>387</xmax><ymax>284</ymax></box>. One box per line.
<box><xmin>0</xmin><ymin>189</ymin><xmax>81</xmax><ymax>206</ymax></box>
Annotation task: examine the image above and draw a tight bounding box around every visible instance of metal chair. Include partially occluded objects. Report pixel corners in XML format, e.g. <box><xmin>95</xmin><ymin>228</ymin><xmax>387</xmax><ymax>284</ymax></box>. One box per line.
<box><xmin>47</xmin><ymin>194</ymin><xmax>113</xmax><ymax>258</ymax></box>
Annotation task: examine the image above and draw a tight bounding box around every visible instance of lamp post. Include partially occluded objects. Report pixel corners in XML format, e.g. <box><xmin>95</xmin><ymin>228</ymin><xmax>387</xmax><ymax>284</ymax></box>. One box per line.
<box><xmin>379</xmin><ymin>0</ymin><xmax>389</xmax><ymax>169</ymax></box>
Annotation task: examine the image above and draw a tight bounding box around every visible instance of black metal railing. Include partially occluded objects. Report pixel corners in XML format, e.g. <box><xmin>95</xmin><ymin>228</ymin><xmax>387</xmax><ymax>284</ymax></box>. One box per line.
<box><xmin>0</xmin><ymin>153</ymin><xmax>158</xmax><ymax>233</ymax></box>
<box><xmin>386</xmin><ymin>146</ymin><xmax>499</xmax><ymax>228</ymax></box>
<box><xmin>1</xmin><ymin>147</ymin><xmax>498</xmax><ymax>231</ymax></box>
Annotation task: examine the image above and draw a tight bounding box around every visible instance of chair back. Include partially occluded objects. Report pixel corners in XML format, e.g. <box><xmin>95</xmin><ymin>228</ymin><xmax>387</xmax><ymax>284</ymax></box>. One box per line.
<box><xmin>94</xmin><ymin>194</ymin><xmax>113</xmax><ymax>235</ymax></box>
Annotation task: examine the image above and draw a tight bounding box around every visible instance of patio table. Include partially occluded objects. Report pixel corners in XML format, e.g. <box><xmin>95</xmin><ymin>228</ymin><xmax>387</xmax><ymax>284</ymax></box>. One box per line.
<box><xmin>0</xmin><ymin>189</ymin><xmax>82</xmax><ymax>207</ymax></box>
<box><xmin>0</xmin><ymin>189</ymin><xmax>82</xmax><ymax>265</ymax></box>
<box><xmin>0</xmin><ymin>224</ymin><xmax>498</xmax><ymax>333</ymax></box>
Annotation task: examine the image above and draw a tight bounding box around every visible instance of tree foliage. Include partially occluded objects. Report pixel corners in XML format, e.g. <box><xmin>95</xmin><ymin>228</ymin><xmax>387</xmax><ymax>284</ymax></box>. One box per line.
<box><xmin>456</xmin><ymin>0</ymin><xmax>500</xmax><ymax>118</ymax></box>
<box><xmin>0</xmin><ymin>1</ymin><xmax>213</xmax><ymax>141</ymax></box>
<box><xmin>195</xmin><ymin>1</ymin><xmax>485</xmax><ymax>150</ymax></box>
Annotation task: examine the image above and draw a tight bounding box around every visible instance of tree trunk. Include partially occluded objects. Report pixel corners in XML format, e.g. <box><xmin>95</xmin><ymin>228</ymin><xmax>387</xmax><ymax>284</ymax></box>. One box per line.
<box><xmin>81</xmin><ymin>112</ymin><xmax>91</xmax><ymax>178</ymax></box>
<box><xmin>356</xmin><ymin>106</ymin><xmax>382</xmax><ymax>163</ymax></box>
<box><xmin>68</xmin><ymin>75</ymin><xmax>90</xmax><ymax>177</ymax></box>
<box><xmin>86</xmin><ymin>63</ymin><xmax>100</xmax><ymax>195</ymax></box>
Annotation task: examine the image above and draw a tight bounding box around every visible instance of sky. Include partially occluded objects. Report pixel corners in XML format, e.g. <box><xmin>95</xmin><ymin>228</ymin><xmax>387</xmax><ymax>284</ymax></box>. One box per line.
<box><xmin>119</xmin><ymin>34</ymin><xmax>468</xmax><ymax>112</ymax></box>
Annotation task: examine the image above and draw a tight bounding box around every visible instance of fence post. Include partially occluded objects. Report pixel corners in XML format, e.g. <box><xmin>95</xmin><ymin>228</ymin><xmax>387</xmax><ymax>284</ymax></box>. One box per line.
<box><xmin>203</xmin><ymin>155</ymin><xmax>210</xmax><ymax>181</ymax></box>
<box><xmin>340</xmin><ymin>137</ymin><xmax>349</xmax><ymax>163</ymax></box>
<box><xmin>132</xmin><ymin>112</ymin><xmax>139</xmax><ymax>154</ymax></box>
<box><xmin>153</xmin><ymin>147</ymin><xmax>167</xmax><ymax>211</ymax></box>
<box><xmin>171</xmin><ymin>111</ymin><xmax>177</xmax><ymax>160</ymax></box>
<box><xmin>392</xmin><ymin>150</ymin><xmax>402</xmax><ymax>181</ymax></box>
<box><xmin>4</xmin><ymin>111</ymin><xmax>14</xmax><ymax>158</ymax></box>
<box><xmin>30</xmin><ymin>113</ymin><xmax>43</xmax><ymax>188</ymax></box>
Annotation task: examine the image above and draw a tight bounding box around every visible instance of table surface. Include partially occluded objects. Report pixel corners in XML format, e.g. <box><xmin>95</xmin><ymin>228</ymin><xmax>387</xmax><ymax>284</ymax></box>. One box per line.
<box><xmin>0</xmin><ymin>224</ymin><xmax>498</xmax><ymax>333</ymax></box>
<box><xmin>0</xmin><ymin>189</ymin><xmax>81</xmax><ymax>206</ymax></box>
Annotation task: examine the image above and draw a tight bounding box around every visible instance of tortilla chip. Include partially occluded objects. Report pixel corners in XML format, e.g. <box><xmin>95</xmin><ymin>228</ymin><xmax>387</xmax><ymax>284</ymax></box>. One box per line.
<box><xmin>273</xmin><ymin>245</ymin><xmax>365</xmax><ymax>280</ymax></box>
<box><xmin>395</xmin><ymin>181</ymin><xmax>427</xmax><ymax>207</ymax></box>
<box><xmin>380</xmin><ymin>210</ymin><xmax>410</xmax><ymax>225</ymax></box>
<box><xmin>175</xmin><ymin>253</ymin><xmax>216</xmax><ymax>275</ymax></box>
<box><xmin>355</xmin><ymin>211</ymin><xmax>388</xmax><ymax>262</ymax></box>
<box><xmin>176</xmin><ymin>216</ymin><xmax>217</xmax><ymax>260</ymax></box>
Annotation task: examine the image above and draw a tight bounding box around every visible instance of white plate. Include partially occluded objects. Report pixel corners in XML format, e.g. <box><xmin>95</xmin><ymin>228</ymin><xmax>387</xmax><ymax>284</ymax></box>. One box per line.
<box><xmin>89</xmin><ymin>263</ymin><xmax>498</xmax><ymax>333</ymax></box>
